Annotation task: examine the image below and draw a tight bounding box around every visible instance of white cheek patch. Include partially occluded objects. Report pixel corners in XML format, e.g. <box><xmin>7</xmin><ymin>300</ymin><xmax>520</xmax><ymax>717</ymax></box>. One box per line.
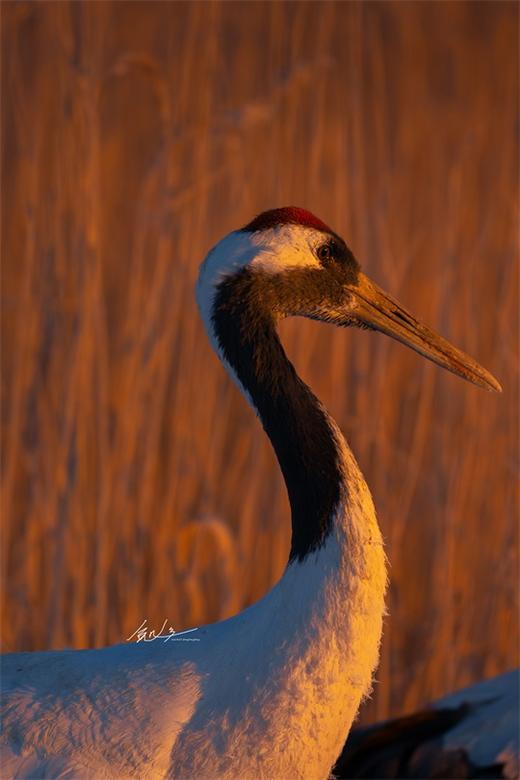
<box><xmin>250</xmin><ymin>225</ymin><xmax>323</xmax><ymax>274</ymax></box>
<box><xmin>197</xmin><ymin>225</ymin><xmax>325</xmax><ymax>323</ymax></box>
<box><xmin>198</xmin><ymin>224</ymin><xmax>323</xmax><ymax>289</ymax></box>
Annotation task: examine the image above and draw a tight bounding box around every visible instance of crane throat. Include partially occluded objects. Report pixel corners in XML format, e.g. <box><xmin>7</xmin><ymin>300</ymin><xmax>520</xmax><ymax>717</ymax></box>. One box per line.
<box><xmin>211</xmin><ymin>269</ymin><xmax>344</xmax><ymax>562</ymax></box>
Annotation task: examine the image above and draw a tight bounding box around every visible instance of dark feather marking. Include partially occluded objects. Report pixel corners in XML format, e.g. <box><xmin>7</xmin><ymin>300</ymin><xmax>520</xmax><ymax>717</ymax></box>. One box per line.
<box><xmin>211</xmin><ymin>266</ymin><xmax>358</xmax><ymax>562</ymax></box>
<box><xmin>333</xmin><ymin>704</ymin><xmax>507</xmax><ymax>779</ymax></box>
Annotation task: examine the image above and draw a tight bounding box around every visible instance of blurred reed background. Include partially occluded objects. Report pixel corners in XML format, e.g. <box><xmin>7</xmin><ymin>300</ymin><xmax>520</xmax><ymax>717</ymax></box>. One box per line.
<box><xmin>1</xmin><ymin>0</ymin><xmax>518</xmax><ymax>724</ymax></box>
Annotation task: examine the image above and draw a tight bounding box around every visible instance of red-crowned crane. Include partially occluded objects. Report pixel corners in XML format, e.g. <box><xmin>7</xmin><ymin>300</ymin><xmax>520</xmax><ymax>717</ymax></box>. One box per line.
<box><xmin>335</xmin><ymin>669</ymin><xmax>519</xmax><ymax>779</ymax></box>
<box><xmin>1</xmin><ymin>208</ymin><xmax>502</xmax><ymax>779</ymax></box>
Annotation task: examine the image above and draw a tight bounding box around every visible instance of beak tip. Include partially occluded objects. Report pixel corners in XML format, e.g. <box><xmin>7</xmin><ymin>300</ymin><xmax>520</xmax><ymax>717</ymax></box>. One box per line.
<box><xmin>483</xmin><ymin>373</ymin><xmax>502</xmax><ymax>393</ymax></box>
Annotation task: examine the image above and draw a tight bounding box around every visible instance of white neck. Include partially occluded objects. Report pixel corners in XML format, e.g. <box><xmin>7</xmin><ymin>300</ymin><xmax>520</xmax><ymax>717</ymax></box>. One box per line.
<box><xmin>181</xmin><ymin>260</ymin><xmax>388</xmax><ymax>777</ymax></box>
<box><xmin>170</xmin><ymin>423</ymin><xmax>387</xmax><ymax>778</ymax></box>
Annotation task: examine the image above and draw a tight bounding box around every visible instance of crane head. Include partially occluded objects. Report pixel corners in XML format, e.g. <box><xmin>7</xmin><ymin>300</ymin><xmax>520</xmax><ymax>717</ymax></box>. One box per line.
<box><xmin>198</xmin><ymin>207</ymin><xmax>501</xmax><ymax>393</ymax></box>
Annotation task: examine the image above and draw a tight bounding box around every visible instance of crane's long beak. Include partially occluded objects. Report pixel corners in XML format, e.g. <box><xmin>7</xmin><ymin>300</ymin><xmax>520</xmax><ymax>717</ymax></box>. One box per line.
<box><xmin>349</xmin><ymin>272</ymin><xmax>502</xmax><ymax>393</ymax></box>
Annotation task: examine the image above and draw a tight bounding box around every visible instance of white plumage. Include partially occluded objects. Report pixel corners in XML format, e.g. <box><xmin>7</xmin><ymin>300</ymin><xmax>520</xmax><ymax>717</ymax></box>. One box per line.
<box><xmin>1</xmin><ymin>492</ymin><xmax>386</xmax><ymax>777</ymax></box>
<box><xmin>1</xmin><ymin>437</ymin><xmax>387</xmax><ymax>778</ymax></box>
<box><xmin>0</xmin><ymin>208</ymin><xmax>501</xmax><ymax>778</ymax></box>
<box><xmin>438</xmin><ymin>670</ymin><xmax>519</xmax><ymax>777</ymax></box>
<box><xmin>335</xmin><ymin>669</ymin><xmax>519</xmax><ymax>779</ymax></box>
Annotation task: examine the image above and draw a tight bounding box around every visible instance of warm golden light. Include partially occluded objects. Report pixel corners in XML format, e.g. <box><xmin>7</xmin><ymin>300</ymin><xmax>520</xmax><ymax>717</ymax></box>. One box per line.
<box><xmin>1</xmin><ymin>1</ymin><xmax>517</xmax><ymax>732</ymax></box>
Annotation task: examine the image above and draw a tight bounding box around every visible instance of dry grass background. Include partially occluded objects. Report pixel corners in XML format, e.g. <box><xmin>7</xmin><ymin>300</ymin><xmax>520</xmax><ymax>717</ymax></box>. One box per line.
<box><xmin>1</xmin><ymin>1</ymin><xmax>518</xmax><ymax>724</ymax></box>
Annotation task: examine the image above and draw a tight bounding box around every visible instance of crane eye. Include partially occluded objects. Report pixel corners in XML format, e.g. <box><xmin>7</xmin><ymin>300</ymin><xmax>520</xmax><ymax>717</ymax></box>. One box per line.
<box><xmin>317</xmin><ymin>243</ymin><xmax>332</xmax><ymax>264</ymax></box>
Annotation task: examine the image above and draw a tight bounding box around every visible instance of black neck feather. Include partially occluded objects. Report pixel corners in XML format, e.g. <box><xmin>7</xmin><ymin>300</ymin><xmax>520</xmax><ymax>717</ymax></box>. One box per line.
<box><xmin>211</xmin><ymin>270</ymin><xmax>343</xmax><ymax>563</ymax></box>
